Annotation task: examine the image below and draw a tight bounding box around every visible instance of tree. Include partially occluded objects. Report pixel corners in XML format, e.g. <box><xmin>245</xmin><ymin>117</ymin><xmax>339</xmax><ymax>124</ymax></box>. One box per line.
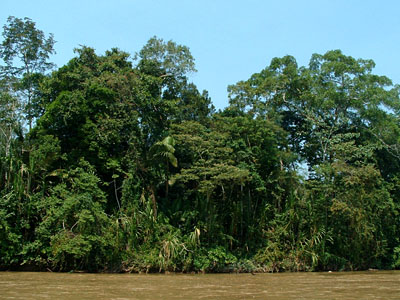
<box><xmin>227</xmin><ymin>50</ymin><xmax>400</xmax><ymax>170</ymax></box>
<box><xmin>134</xmin><ymin>37</ymin><xmax>206</xmax><ymax>144</ymax></box>
<box><xmin>149</xmin><ymin>136</ymin><xmax>178</xmax><ymax>201</ymax></box>
<box><xmin>228</xmin><ymin>50</ymin><xmax>400</xmax><ymax>270</ymax></box>
<box><xmin>2</xmin><ymin>13</ymin><xmax>400</xmax><ymax>271</ymax></box>
<box><xmin>0</xmin><ymin>16</ymin><xmax>55</xmax><ymax>130</ymax></box>
<box><xmin>0</xmin><ymin>88</ymin><xmax>22</xmax><ymax>187</ymax></box>
<box><xmin>28</xmin><ymin>160</ymin><xmax>114</xmax><ymax>271</ymax></box>
<box><xmin>136</xmin><ymin>36</ymin><xmax>196</xmax><ymax>78</ymax></box>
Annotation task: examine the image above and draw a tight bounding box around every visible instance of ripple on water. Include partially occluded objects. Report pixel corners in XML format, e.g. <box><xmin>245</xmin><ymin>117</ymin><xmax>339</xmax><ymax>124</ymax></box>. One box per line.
<box><xmin>1</xmin><ymin>271</ymin><xmax>400</xmax><ymax>299</ymax></box>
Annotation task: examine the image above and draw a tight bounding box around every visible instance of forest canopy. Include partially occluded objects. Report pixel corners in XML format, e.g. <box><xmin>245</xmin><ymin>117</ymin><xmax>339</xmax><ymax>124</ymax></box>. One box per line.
<box><xmin>1</xmin><ymin>16</ymin><xmax>400</xmax><ymax>272</ymax></box>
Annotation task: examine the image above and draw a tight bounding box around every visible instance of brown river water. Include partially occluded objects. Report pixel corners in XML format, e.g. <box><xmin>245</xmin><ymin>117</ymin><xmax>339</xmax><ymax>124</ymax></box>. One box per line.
<box><xmin>1</xmin><ymin>271</ymin><xmax>400</xmax><ymax>299</ymax></box>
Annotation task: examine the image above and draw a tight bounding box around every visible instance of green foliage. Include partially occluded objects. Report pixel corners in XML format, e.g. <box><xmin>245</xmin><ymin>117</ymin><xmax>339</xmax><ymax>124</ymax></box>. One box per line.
<box><xmin>0</xmin><ymin>16</ymin><xmax>55</xmax><ymax>129</ymax></box>
<box><xmin>136</xmin><ymin>36</ymin><xmax>196</xmax><ymax>78</ymax></box>
<box><xmin>0</xmin><ymin>191</ymin><xmax>23</xmax><ymax>266</ymax></box>
<box><xmin>193</xmin><ymin>247</ymin><xmax>237</xmax><ymax>272</ymax></box>
<box><xmin>25</xmin><ymin>160</ymin><xmax>114</xmax><ymax>271</ymax></box>
<box><xmin>1</xmin><ymin>16</ymin><xmax>400</xmax><ymax>272</ymax></box>
<box><xmin>391</xmin><ymin>246</ymin><xmax>400</xmax><ymax>269</ymax></box>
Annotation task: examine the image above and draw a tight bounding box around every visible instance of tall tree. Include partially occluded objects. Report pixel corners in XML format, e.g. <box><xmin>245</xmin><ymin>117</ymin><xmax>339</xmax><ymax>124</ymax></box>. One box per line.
<box><xmin>0</xmin><ymin>16</ymin><xmax>55</xmax><ymax>130</ymax></box>
<box><xmin>228</xmin><ymin>50</ymin><xmax>400</xmax><ymax>270</ymax></box>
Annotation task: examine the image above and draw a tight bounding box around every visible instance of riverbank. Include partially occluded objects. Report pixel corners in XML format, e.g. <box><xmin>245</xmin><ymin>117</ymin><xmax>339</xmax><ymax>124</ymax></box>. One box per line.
<box><xmin>0</xmin><ymin>261</ymin><xmax>391</xmax><ymax>274</ymax></box>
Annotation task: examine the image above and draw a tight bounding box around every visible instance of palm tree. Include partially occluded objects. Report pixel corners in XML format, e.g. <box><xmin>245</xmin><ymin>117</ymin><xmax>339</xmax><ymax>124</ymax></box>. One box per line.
<box><xmin>148</xmin><ymin>136</ymin><xmax>178</xmax><ymax>216</ymax></box>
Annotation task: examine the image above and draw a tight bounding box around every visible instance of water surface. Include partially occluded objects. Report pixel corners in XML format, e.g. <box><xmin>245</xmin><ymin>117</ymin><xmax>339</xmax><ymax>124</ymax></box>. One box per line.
<box><xmin>1</xmin><ymin>271</ymin><xmax>399</xmax><ymax>299</ymax></box>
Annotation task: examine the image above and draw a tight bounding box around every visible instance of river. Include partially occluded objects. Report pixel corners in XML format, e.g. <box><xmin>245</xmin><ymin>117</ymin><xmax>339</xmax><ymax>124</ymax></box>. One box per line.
<box><xmin>1</xmin><ymin>271</ymin><xmax>399</xmax><ymax>299</ymax></box>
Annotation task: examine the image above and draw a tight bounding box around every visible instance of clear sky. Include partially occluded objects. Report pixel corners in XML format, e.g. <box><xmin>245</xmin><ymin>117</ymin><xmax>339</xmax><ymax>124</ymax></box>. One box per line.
<box><xmin>2</xmin><ymin>0</ymin><xmax>400</xmax><ymax>110</ymax></box>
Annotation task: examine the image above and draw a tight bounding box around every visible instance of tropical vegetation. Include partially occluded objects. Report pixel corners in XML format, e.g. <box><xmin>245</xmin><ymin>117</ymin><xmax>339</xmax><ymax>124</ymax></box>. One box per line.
<box><xmin>1</xmin><ymin>16</ymin><xmax>400</xmax><ymax>272</ymax></box>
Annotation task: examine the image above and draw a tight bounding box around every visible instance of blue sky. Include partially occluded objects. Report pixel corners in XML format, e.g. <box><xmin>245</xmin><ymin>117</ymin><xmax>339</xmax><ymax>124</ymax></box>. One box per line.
<box><xmin>2</xmin><ymin>0</ymin><xmax>400</xmax><ymax>109</ymax></box>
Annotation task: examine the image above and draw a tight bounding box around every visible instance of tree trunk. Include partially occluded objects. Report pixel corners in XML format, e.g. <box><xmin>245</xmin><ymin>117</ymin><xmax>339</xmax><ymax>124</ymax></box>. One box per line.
<box><xmin>149</xmin><ymin>185</ymin><xmax>157</xmax><ymax>218</ymax></box>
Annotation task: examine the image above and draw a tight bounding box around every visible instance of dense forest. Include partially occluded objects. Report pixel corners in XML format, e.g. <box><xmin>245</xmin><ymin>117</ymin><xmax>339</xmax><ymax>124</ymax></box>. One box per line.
<box><xmin>1</xmin><ymin>16</ymin><xmax>400</xmax><ymax>273</ymax></box>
